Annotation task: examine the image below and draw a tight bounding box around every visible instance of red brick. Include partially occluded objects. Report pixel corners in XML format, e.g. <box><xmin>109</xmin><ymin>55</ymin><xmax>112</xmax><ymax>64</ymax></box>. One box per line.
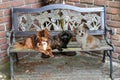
<box><xmin>106</xmin><ymin>14</ymin><xmax>111</xmax><ymax>20</ymax></box>
<box><xmin>107</xmin><ymin>7</ymin><xmax>120</xmax><ymax>15</ymax></box>
<box><xmin>1</xmin><ymin>0</ymin><xmax>7</xmax><ymax>2</ymax></box>
<box><xmin>75</xmin><ymin>3</ymin><xmax>86</xmax><ymax>7</ymax></box>
<box><xmin>107</xmin><ymin>20</ymin><xmax>120</xmax><ymax>28</ymax></box>
<box><xmin>11</xmin><ymin>0</ymin><xmax>24</xmax><ymax>7</ymax></box>
<box><xmin>0</xmin><ymin>44</ymin><xmax>7</xmax><ymax>50</ymax></box>
<box><xmin>80</xmin><ymin>0</ymin><xmax>94</xmax><ymax>4</ymax></box>
<box><xmin>0</xmin><ymin>10</ymin><xmax>3</xmax><ymax>17</ymax></box>
<box><xmin>3</xmin><ymin>9</ymin><xmax>10</xmax><ymax>16</ymax></box>
<box><xmin>69</xmin><ymin>0</ymin><xmax>80</xmax><ymax>3</ymax></box>
<box><xmin>111</xmin><ymin>15</ymin><xmax>120</xmax><ymax>21</ymax></box>
<box><xmin>112</xmin><ymin>34</ymin><xmax>120</xmax><ymax>40</ymax></box>
<box><xmin>0</xmin><ymin>38</ymin><xmax>7</xmax><ymax>44</ymax></box>
<box><xmin>0</xmin><ymin>16</ymin><xmax>10</xmax><ymax>23</ymax></box>
<box><xmin>6</xmin><ymin>22</ymin><xmax>12</xmax><ymax>31</ymax></box>
<box><xmin>0</xmin><ymin>2</ymin><xmax>11</xmax><ymax>9</ymax></box>
<box><xmin>109</xmin><ymin>1</ymin><xmax>120</xmax><ymax>8</ymax></box>
<box><xmin>0</xmin><ymin>25</ymin><xmax>5</xmax><ymax>31</ymax></box>
<box><xmin>116</xmin><ymin>28</ymin><xmax>120</xmax><ymax>34</ymax></box>
<box><xmin>65</xmin><ymin>2</ymin><xmax>74</xmax><ymax>6</ymax></box>
<box><xmin>24</xmin><ymin>0</ymin><xmax>39</xmax><ymax>4</ymax></box>
<box><xmin>2</xmin><ymin>0</ymin><xmax>9</xmax><ymax>2</ymax></box>
<box><xmin>113</xmin><ymin>40</ymin><xmax>120</xmax><ymax>47</ymax></box>
<box><xmin>0</xmin><ymin>31</ymin><xmax>6</xmax><ymax>38</ymax></box>
<box><xmin>112</xmin><ymin>52</ymin><xmax>119</xmax><ymax>59</ymax></box>
<box><xmin>94</xmin><ymin>0</ymin><xmax>109</xmax><ymax>6</ymax></box>
<box><xmin>115</xmin><ymin>47</ymin><xmax>120</xmax><ymax>53</ymax></box>
<box><xmin>21</xmin><ymin>5</ymin><xmax>32</xmax><ymax>8</ymax></box>
<box><xmin>32</xmin><ymin>3</ymin><xmax>41</xmax><ymax>8</ymax></box>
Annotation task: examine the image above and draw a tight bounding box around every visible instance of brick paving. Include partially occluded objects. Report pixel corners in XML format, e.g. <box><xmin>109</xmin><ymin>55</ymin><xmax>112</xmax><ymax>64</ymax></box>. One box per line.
<box><xmin>13</xmin><ymin>52</ymin><xmax>120</xmax><ymax>80</ymax></box>
<box><xmin>0</xmin><ymin>52</ymin><xmax>120</xmax><ymax>80</ymax></box>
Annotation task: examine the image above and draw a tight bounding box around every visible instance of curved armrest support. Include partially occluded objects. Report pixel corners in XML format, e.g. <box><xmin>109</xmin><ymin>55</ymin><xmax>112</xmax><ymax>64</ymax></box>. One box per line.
<box><xmin>106</xmin><ymin>26</ymin><xmax>115</xmax><ymax>35</ymax></box>
<box><xmin>105</xmin><ymin>26</ymin><xmax>115</xmax><ymax>52</ymax></box>
<box><xmin>6</xmin><ymin>31</ymin><xmax>14</xmax><ymax>56</ymax></box>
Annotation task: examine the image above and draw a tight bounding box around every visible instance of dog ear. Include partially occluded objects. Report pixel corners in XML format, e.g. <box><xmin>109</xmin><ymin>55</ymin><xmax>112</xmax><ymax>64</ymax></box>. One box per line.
<box><xmin>44</xmin><ymin>28</ymin><xmax>51</xmax><ymax>38</ymax></box>
<box><xmin>37</xmin><ymin>30</ymin><xmax>42</xmax><ymax>38</ymax></box>
<box><xmin>66</xmin><ymin>30</ymin><xmax>72</xmax><ymax>38</ymax></box>
<box><xmin>82</xmin><ymin>23</ymin><xmax>89</xmax><ymax>33</ymax></box>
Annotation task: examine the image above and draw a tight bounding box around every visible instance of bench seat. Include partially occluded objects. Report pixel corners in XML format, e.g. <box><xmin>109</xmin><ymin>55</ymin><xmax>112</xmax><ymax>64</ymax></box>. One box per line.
<box><xmin>9</xmin><ymin>41</ymin><xmax>112</xmax><ymax>53</ymax></box>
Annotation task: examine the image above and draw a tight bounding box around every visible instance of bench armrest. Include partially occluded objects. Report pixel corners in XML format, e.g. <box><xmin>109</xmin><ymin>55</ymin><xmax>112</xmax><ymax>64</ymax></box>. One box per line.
<box><xmin>105</xmin><ymin>25</ymin><xmax>115</xmax><ymax>51</ymax></box>
<box><xmin>6</xmin><ymin>31</ymin><xmax>14</xmax><ymax>56</ymax></box>
<box><xmin>106</xmin><ymin>26</ymin><xmax>115</xmax><ymax>35</ymax></box>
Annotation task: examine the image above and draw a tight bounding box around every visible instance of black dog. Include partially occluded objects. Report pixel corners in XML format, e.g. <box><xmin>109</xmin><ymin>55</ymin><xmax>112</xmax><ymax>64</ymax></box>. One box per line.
<box><xmin>59</xmin><ymin>30</ymin><xmax>72</xmax><ymax>48</ymax></box>
<box><xmin>51</xmin><ymin>30</ymin><xmax>72</xmax><ymax>51</ymax></box>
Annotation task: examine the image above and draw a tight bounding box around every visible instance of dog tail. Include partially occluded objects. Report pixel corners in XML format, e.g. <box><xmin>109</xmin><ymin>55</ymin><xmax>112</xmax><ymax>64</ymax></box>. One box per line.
<box><xmin>13</xmin><ymin>42</ymin><xmax>26</xmax><ymax>50</ymax></box>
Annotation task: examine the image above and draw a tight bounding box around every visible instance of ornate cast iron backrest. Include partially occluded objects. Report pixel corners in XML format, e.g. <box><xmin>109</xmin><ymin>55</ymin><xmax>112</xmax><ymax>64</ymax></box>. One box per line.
<box><xmin>12</xmin><ymin>4</ymin><xmax>106</xmax><ymax>36</ymax></box>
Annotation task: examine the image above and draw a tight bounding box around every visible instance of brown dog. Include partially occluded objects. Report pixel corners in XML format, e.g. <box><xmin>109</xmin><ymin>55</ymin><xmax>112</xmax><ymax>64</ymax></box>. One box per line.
<box><xmin>36</xmin><ymin>28</ymin><xmax>54</xmax><ymax>57</ymax></box>
<box><xmin>36</xmin><ymin>37</ymin><xmax>54</xmax><ymax>57</ymax></box>
<box><xmin>14</xmin><ymin>34</ymin><xmax>37</xmax><ymax>50</ymax></box>
<box><xmin>14</xmin><ymin>28</ymin><xmax>54</xmax><ymax>57</ymax></box>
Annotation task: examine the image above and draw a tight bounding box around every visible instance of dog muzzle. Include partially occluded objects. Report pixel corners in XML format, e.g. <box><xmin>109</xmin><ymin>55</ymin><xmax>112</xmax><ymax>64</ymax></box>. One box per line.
<box><xmin>42</xmin><ymin>41</ymin><xmax>47</xmax><ymax>50</ymax></box>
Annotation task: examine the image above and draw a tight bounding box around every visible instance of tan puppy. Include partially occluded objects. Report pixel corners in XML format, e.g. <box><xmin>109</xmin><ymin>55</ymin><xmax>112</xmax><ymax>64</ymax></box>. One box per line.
<box><xmin>74</xmin><ymin>23</ymin><xmax>100</xmax><ymax>49</ymax></box>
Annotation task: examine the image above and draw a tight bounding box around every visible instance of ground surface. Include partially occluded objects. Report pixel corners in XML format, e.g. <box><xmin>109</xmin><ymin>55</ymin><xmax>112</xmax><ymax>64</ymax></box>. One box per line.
<box><xmin>0</xmin><ymin>51</ymin><xmax>120</xmax><ymax>80</ymax></box>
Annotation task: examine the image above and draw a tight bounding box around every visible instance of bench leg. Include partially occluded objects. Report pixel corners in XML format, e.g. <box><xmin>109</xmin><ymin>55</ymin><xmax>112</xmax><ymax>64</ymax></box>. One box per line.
<box><xmin>10</xmin><ymin>53</ymin><xmax>14</xmax><ymax>80</ymax></box>
<box><xmin>102</xmin><ymin>50</ymin><xmax>113</xmax><ymax>80</ymax></box>
<box><xmin>14</xmin><ymin>53</ymin><xmax>19</xmax><ymax>63</ymax></box>
<box><xmin>102</xmin><ymin>50</ymin><xmax>107</xmax><ymax>63</ymax></box>
<box><xmin>109</xmin><ymin>50</ymin><xmax>113</xmax><ymax>80</ymax></box>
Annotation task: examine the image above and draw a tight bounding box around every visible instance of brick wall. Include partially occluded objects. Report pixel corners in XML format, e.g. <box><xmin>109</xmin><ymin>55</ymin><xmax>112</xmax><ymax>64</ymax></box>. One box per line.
<box><xmin>67</xmin><ymin>0</ymin><xmax>120</xmax><ymax>59</ymax></box>
<box><xmin>0</xmin><ymin>0</ymin><xmax>120</xmax><ymax>64</ymax></box>
<box><xmin>0</xmin><ymin>0</ymin><xmax>44</xmax><ymax>64</ymax></box>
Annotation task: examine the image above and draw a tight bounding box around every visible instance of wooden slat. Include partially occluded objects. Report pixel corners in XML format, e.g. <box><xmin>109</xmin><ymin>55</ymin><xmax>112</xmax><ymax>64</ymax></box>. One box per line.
<box><xmin>9</xmin><ymin>42</ymin><xmax>112</xmax><ymax>53</ymax></box>
<box><xmin>9</xmin><ymin>46</ymin><xmax>112</xmax><ymax>53</ymax></box>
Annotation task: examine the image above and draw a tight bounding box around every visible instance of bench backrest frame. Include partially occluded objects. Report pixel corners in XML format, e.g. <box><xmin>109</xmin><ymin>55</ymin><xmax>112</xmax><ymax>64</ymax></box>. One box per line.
<box><xmin>12</xmin><ymin>4</ymin><xmax>106</xmax><ymax>36</ymax></box>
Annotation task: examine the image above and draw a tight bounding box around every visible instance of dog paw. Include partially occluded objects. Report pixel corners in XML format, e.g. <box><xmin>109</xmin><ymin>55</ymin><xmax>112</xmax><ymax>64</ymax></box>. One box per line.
<box><xmin>41</xmin><ymin>54</ymin><xmax>50</xmax><ymax>58</ymax></box>
<box><xmin>50</xmin><ymin>54</ymin><xmax>54</xmax><ymax>57</ymax></box>
<box><xmin>58</xmin><ymin>48</ymin><xmax>63</xmax><ymax>51</ymax></box>
<box><xmin>61</xmin><ymin>52</ymin><xmax>77</xmax><ymax>56</ymax></box>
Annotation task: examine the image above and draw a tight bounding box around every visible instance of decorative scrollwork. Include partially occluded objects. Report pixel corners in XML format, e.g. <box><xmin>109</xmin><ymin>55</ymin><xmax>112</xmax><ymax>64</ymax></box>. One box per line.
<box><xmin>83</xmin><ymin>14</ymin><xmax>101</xmax><ymax>30</ymax></box>
<box><xmin>17</xmin><ymin>9</ymin><xmax>102</xmax><ymax>31</ymax></box>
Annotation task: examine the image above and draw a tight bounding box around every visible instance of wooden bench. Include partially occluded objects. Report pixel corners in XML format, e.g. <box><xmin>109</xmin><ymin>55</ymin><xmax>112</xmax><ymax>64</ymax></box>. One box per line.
<box><xmin>7</xmin><ymin>4</ymin><xmax>114</xmax><ymax>80</ymax></box>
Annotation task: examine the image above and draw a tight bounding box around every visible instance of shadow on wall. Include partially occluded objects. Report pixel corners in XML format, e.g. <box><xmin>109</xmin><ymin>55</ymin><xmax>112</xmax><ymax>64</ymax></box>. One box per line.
<box><xmin>41</xmin><ymin>0</ymin><xmax>61</xmax><ymax>6</ymax></box>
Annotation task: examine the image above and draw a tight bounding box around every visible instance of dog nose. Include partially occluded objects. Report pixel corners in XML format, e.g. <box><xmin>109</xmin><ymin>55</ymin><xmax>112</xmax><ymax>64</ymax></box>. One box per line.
<box><xmin>81</xmin><ymin>33</ymin><xmax>84</xmax><ymax>37</ymax></box>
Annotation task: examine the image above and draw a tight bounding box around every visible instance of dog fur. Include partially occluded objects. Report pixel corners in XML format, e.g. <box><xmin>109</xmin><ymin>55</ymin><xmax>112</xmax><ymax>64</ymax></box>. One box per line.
<box><xmin>41</xmin><ymin>30</ymin><xmax>73</xmax><ymax>58</ymax></box>
<box><xmin>36</xmin><ymin>28</ymin><xmax>54</xmax><ymax>57</ymax></box>
<box><xmin>36</xmin><ymin>37</ymin><xmax>54</xmax><ymax>57</ymax></box>
<box><xmin>50</xmin><ymin>30</ymin><xmax>73</xmax><ymax>51</ymax></box>
<box><xmin>14</xmin><ymin>29</ymin><xmax>72</xmax><ymax>57</ymax></box>
<box><xmin>74</xmin><ymin>23</ymin><xmax>100</xmax><ymax>49</ymax></box>
<box><xmin>14</xmin><ymin>34</ymin><xmax>37</xmax><ymax>50</ymax></box>
<box><xmin>14</xmin><ymin>28</ymin><xmax>54</xmax><ymax>57</ymax></box>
